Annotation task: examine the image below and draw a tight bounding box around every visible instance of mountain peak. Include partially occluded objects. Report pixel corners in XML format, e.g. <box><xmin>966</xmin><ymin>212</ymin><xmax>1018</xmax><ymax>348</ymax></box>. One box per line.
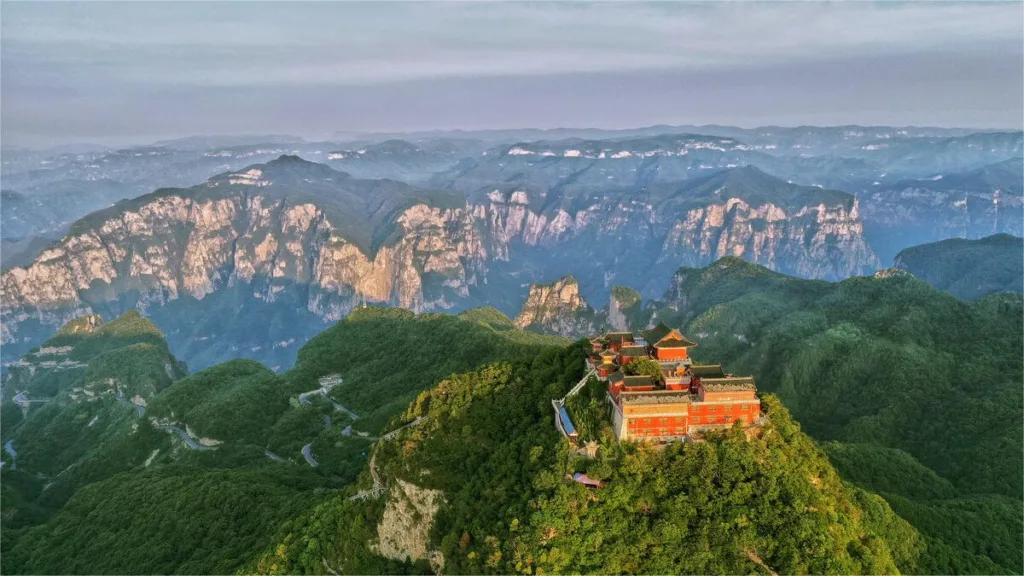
<box><xmin>513</xmin><ymin>276</ymin><xmax>599</xmax><ymax>337</ymax></box>
<box><xmin>57</xmin><ymin>314</ymin><xmax>103</xmax><ymax>336</ymax></box>
<box><xmin>683</xmin><ymin>164</ymin><xmax>854</xmax><ymax>210</ymax></box>
<box><xmin>205</xmin><ymin>155</ymin><xmax>349</xmax><ymax>189</ymax></box>
<box><xmin>540</xmin><ymin>275</ymin><xmax>578</xmax><ymax>288</ymax></box>
<box><xmin>262</xmin><ymin>154</ymin><xmax>342</xmax><ymax>175</ymax></box>
<box><xmin>713</xmin><ymin>164</ymin><xmax>785</xmax><ymax>187</ymax></box>
<box><xmin>270</xmin><ymin>153</ymin><xmax>309</xmax><ymax>165</ymax></box>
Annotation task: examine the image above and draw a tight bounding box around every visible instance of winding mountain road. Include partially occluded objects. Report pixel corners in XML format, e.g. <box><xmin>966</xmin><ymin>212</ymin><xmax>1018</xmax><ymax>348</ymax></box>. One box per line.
<box><xmin>12</xmin><ymin>391</ymin><xmax>51</xmax><ymax>409</ymax></box>
<box><xmin>4</xmin><ymin>440</ymin><xmax>17</xmax><ymax>470</ymax></box>
<box><xmin>115</xmin><ymin>393</ymin><xmax>145</xmax><ymax>417</ymax></box>
<box><xmin>159</xmin><ymin>425</ymin><xmax>216</xmax><ymax>451</ymax></box>
<box><xmin>331</xmin><ymin>401</ymin><xmax>359</xmax><ymax>420</ymax></box>
<box><xmin>294</xmin><ymin>375</ymin><xmax>403</xmax><ymax>472</ymax></box>
<box><xmin>298</xmin><ymin>390</ymin><xmax>321</xmax><ymax>406</ymax></box>
<box><xmin>301</xmin><ymin>443</ymin><xmax>318</xmax><ymax>467</ymax></box>
<box><xmin>264</xmin><ymin>449</ymin><xmax>288</xmax><ymax>463</ymax></box>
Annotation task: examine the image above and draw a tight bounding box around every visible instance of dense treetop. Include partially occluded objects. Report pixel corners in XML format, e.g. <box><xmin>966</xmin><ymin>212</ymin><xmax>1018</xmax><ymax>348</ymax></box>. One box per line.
<box><xmin>894</xmin><ymin>233</ymin><xmax>1023</xmax><ymax>301</ymax></box>
<box><xmin>4</xmin><ymin>258</ymin><xmax>1022</xmax><ymax>575</ymax></box>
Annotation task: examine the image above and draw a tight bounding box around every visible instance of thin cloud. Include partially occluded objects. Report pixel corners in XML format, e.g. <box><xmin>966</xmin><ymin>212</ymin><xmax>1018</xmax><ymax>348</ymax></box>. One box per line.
<box><xmin>2</xmin><ymin>2</ymin><xmax>1021</xmax><ymax>146</ymax></box>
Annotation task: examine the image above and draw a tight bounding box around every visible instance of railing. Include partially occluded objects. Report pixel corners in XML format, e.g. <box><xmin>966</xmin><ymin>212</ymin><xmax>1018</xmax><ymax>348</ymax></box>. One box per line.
<box><xmin>551</xmin><ymin>368</ymin><xmax>595</xmax><ymax>440</ymax></box>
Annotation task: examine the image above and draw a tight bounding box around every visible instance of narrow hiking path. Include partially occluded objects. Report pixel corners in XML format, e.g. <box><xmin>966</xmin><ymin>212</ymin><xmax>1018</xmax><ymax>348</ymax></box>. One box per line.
<box><xmin>349</xmin><ymin>452</ymin><xmax>384</xmax><ymax>501</ymax></box>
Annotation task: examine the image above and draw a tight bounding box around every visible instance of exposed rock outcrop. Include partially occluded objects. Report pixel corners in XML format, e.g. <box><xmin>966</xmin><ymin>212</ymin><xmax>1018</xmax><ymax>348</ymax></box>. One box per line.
<box><xmin>513</xmin><ymin>277</ymin><xmax>602</xmax><ymax>338</ymax></box>
<box><xmin>606</xmin><ymin>286</ymin><xmax>644</xmax><ymax>331</ymax></box>
<box><xmin>657</xmin><ymin>197</ymin><xmax>877</xmax><ymax>280</ymax></box>
<box><xmin>1</xmin><ymin>159</ymin><xmax>881</xmax><ymax>369</ymax></box>
<box><xmin>373</xmin><ymin>479</ymin><xmax>444</xmax><ymax>563</ymax></box>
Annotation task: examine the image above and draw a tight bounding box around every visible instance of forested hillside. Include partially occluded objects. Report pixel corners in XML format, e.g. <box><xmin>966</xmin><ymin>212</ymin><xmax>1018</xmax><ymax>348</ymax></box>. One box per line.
<box><xmin>650</xmin><ymin>257</ymin><xmax>1024</xmax><ymax>573</ymax></box>
<box><xmin>894</xmin><ymin>233</ymin><xmax>1023</xmax><ymax>301</ymax></box>
<box><xmin>3</xmin><ymin>260</ymin><xmax>1021</xmax><ymax>574</ymax></box>
<box><xmin>254</xmin><ymin>346</ymin><xmax>920</xmax><ymax>575</ymax></box>
<box><xmin>1</xmin><ymin>307</ymin><xmax>562</xmax><ymax>575</ymax></box>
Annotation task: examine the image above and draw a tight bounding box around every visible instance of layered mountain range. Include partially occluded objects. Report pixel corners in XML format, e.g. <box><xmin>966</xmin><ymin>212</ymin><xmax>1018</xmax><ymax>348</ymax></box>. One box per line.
<box><xmin>2</xmin><ymin>155</ymin><xmax>881</xmax><ymax>369</ymax></box>
<box><xmin>861</xmin><ymin>159</ymin><xmax>1023</xmax><ymax>261</ymax></box>
<box><xmin>2</xmin><ymin>126</ymin><xmax>1020</xmax><ymax>370</ymax></box>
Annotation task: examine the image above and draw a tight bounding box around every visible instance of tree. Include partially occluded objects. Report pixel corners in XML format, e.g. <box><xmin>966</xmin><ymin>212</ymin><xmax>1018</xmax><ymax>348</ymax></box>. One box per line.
<box><xmin>623</xmin><ymin>358</ymin><xmax>662</xmax><ymax>380</ymax></box>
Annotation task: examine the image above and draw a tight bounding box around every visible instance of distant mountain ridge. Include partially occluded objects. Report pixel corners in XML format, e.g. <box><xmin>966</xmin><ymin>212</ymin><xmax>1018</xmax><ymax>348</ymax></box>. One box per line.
<box><xmin>2</xmin><ymin>157</ymin><xmax>880</xmax><ymax>370</ymax></box>
<box><xmin>894</xmin><ymin>233</ymin><xmax>1023</xmax><ymax>300</ymax></box>
<box><xmin>861</xmin><ymin>159</ymin><xmax>1024</xmax><ymax>262</ymax></box>
<box><xmin>3</xmin><ymin>125</ymin><xmax>1020</xmax><ymax>370</ymax></box>
<box><xmin>325</xmin><ymin>139</ymin><xmax>484</xmax><ymax>183</ymax></box>
<box><xmin>1</xmin><ymin>179</ymin><xmax>134</xmax><ymax>241</ymax></box>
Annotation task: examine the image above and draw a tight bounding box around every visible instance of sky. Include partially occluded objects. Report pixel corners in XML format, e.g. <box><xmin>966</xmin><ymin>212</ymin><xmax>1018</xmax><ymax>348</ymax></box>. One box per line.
<box><xmin>2</xmin><ymin>1</ymin><xmax>1023</xmax><ymax>147</ymax></box>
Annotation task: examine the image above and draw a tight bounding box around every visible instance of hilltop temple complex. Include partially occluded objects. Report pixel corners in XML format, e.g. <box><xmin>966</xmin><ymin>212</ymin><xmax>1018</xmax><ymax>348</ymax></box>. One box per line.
<box><xmin>586</xmin><ymin>323</ymin><xmax>763</xmax><ymax>442</ymax></box>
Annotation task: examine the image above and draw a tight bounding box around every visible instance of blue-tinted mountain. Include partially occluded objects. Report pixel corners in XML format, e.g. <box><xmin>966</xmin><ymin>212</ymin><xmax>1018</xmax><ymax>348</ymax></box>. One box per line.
<box><xmin>860</xmin><ymin>159</ymin><xmax>1023</xmax><ymax>262</ymax></box>
<box><xmin>1</xmin><ymin>179</ymin><xmax>134</xmax><ymax>241</ymax></box>
<box><xmin>325</xmin><ymin>138</ymin><xmax>486</xmax><ymax>184</ymax></box>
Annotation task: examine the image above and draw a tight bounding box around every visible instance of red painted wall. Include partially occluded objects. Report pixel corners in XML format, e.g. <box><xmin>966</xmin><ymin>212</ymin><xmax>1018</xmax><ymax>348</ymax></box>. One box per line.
<box><xmin>627</xmin><ymin>415</ymin><xmax>688</xmax><ymax>437</ymax></box>
<box><xmin>689</xmin><ymin>401</ymin><xmax>760</xmax><ymax>425</ymax></box>
<box><xmin>655</xmin><ymin>346</ymin><xmax>688</xmax><ymax>361</ymax></box>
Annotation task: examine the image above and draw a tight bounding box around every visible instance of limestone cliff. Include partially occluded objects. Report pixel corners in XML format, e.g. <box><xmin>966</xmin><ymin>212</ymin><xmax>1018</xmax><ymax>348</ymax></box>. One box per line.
<box><xmin>657</xmin><ymin>196</ymin><xmax>876</xmax><ymax>279</ymax></box>
<box><xmin>1</xmin><ymin>159</ymin><xmax>880</xmax><ymax>369</ymax></box>
<box><xmin>860</xmin><ymin>159</ymin><xmax>1024</xmax><ymax>263</ymax></box>
<box><xmin>606</xmin><ymin>286</ymin><xmax>646</xmax><ymax>331</ymax></box>
<box><xmin>373</xmin><ymin>479</ymin><xmax>444</xmax><ymax>564</ymax></box>
<box><xmin>513</xmin><ymin>277</ymin><xmax>602</xmax><ymax>338</ymax></box>
<box><xmin>0</xmin><ymin>158</ymin><xmax>488</xmax><ymax>368</ymax></box>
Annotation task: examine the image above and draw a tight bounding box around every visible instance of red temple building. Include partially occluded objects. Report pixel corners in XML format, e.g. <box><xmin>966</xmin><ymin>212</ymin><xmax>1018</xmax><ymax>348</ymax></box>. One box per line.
<box><xmin>586</xmin><ymin>323</ymin><xmax>763</xmax><ymax>442</ymax></box>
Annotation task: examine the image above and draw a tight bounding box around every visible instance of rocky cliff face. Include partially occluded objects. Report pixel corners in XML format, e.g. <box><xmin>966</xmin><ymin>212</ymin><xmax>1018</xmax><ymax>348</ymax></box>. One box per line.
<box><xmin>0</xmin><ymin>159</ymin><xmax>491</xmax><ymax>369</ymax></box>
<box><xmin>606</xmin><ymin>286</ymin><xmax>644</xmax><ymax>331</ymax></box>
<box><xmin>1</xmin><ymin>159</ymin><xmax>881</xmax><ymax>369</ymax></box>
<box><xmin>657</xmin><ymin>196</ymin><xmax>876</xmax><ymax>280</ymax></box>
<box><xmin>860</xmin><ymin>159</ymin><xmax>1024</xmax><ymax>263</ymax></box>
<box><xmin>513</xmin><ymin>276</ymin><xmax>601</xmax><ymax>338</ymax></box>
<box><xmin>471</xmin><ymin>168</ymin><xmax>879</xmax><ymax>301</ymax></box>
<box><xmin>0</xmin><ymin>189</ymin><xmax>476</xmax><ymax>314</ymax></box>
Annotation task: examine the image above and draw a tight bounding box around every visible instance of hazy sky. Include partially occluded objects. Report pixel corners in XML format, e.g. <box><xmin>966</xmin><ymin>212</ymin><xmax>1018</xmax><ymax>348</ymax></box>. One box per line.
<box><xmin>3</xmin><ymin>1</ymin><xmax>1022</xmax><ymax>147</ymax></box>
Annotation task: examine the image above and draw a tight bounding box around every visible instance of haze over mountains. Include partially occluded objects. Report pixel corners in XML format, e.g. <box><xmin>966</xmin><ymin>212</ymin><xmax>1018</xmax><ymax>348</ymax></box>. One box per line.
<box><xmin>2</xmin><ymin>125</ymin><xmax>1021</xmax><ymax>370</ymax></box>
<box><xmin>4</xmin><ymin>1</ymin><xmax>1023</xmax><ymax>573</ymax></box>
